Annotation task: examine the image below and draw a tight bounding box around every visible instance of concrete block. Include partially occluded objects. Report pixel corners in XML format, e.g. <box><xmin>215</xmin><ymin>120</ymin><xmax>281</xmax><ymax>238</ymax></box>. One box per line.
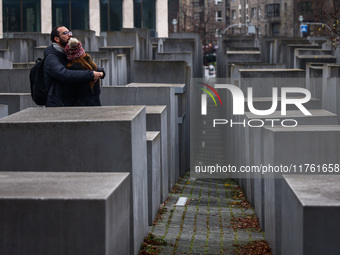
<box><xmin>99</xmin><ymin>46</ymin><xmax>133</xmax><ymax>85</ymax></box>
<box><xmin>286</xmin><ymin>44</ymin><xmax>320</xmax><ymax>68</ymax></box>
<box><xmin>238</xmin><ymin>70</ymin><xmax>306</xmax><ymax>97</ymax></box>
<box><xmin>0</xmin><ymin>93</ymin><xmax>37</xmax><ymax>115</ymax></box>
<box><xmin>0</xmin><ymin>69</ymin><xmax>31</xmax><ymax>93</ymax></box>
<box><xmin>296</xmin><ymin>55</ymin><xmax>336</xmax><ymax>69</ymax></box>
<box><xmin>306</xmin><ymin>65</ymin><xmax>323</xmax><ymax>101</ymax></box>
<box><xmin>282</xmin><ymin>175</ymin><xmax>340</xmax><ymax>255</ymax></box>
<box><xmin>146</xmin><ymin>106</ymin><xmax>169</xmax><ymax>203</ymax></box>
<box><xmin>0</xmin><ymin>38</ymin><xmax>36</xmax><ymax>62</ymax></box>
<box><xmin>0</xmin><ymin>106</ymin><xmax>148</xmax><ymax>255</ymax></box>
<box><xmin>321</xmin><ymin>65</ymin><xmax>340</xmax><ymax>120</ymax></box>
<box><xmin>230</xmin><ymin>63</ymin><xmax>286</xmax><ymax>82</ymax></box>
<box><xmin>0</xmin><ymin>104</ymin><xmax>8</xmax><ymax>118</ymax></box>
<box><xmin>262</xmin><ymin>125</ymin><xmax>340</xmax><ymax>255</ymax></box>
<box><xmin>226</xmin><ymin>50</ymin><xmax>262</xmax><ymax>63</ymax></box>
<box><xmin>12</xmin><ymin>32</ymin><xmax>51</xmax><ymax>47</ymax></box>
<box><xmin>168</xmin><ymin>33</ymin><xmax>204</xmax><ymax>78</ymax></box>
<box><xmin>0</xmin><ymin>172</ymin><xmax>131</xmax><ymax>255</ymax></box>
<box><xmin>133</xmin><ymin>60</ymin><xmax>188</xmax><ymax>84</ymax></box>
<box><xmin>100</xmin><ymin>84</ymin><xmax>183</xmax><ymax>192</ymax></box>
<box><xmin>0</xmin><ymin>56</ymin><xmax>13</xmax><ymax>68</ymax></box>
<box><xmin>294</xmin><ymin>49</ymin><xmax>336</xmax><ymax>69</ymax></box>
<box><xmin>146</xmin><ymin>131</ymin><xmax>161</xmax><ymax>226</ymax></box>
<box><xmin>156</xmin><ymin>52</ymin><xmax>193</xmax><ymax>71</ymax></box>
<box><xmin>244</xmin><ymin>110</ymin><xmax>338</xmax><ymax>229</ymax></box>
<box><xmin>106</xmin><ymin>29</ymin><xmax>152</xmax><ymax>61</ymax></box>
<box><xmin>0</xmin><ymin>49</ymin><xmax>14</xmax><ymax>66</ymax></box>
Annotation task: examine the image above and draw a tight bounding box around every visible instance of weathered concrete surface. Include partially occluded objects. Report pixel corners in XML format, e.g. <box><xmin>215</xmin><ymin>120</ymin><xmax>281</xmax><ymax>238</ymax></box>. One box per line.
<box><xmin>133</xmin><ymin>60</ymin><xmax>188</xmax><ymax>84</ymax></box>
<box><xmin>146</xmin><ymin>106</ymin><xmax>169</xmax><ymax>202</ymax></box>
<box><xmin>0</xmin><ymin>172</ymin><xmax>131</xmax><ymax>255</ymax></box>
<box><xmin>243</xmin><ymin>110</ymin><xmax>338</xmax><ymax>230</ymax></box>
<box><xmin>146</xmin><ymin>131</ymin><xmax>161</xmax><ymax>226</ymax></box>
<box><xmin>100</xmin><ymin>84</ymin><xmax>184</xmax><ymax>193</ymax></box>
<box><xmin>0</xmin><ymin>106</ymin><xmax>148</xmax><ymax>255</ymax></box>
<box><xmin>282</xmin><ymin>175</ymin><xmax>340</xmax><ymax>255</ymax></box>
<box><xmin>0</xmin><ymin>93</ymin><xmax>37</xmax><ymax>114</ymax></box>
<box><xmin>0</xmin><ymin>69</ymin><xmax>31</xmax><ymax>93</ymax></box>
<box><xmin>262</xmin><ymin>125</ymin><xmax>340</xmax><ymax>255</ymax></box>
<box><xmin>238</xmin><ymin>70</ymin><xmax>305</xmax><ymax>97</ymax></box>
<box><xmin>0</xmin><ymin>104</ymin><xmax>8</xmax><ymax>118</ymax></box>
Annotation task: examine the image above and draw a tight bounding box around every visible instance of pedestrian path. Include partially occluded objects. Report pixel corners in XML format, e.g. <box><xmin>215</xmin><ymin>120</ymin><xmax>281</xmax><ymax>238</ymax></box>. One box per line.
<box><xmin>139</xmin><ymin>173</ymin><xmax>272</xmax><ymax>254</ymax></box>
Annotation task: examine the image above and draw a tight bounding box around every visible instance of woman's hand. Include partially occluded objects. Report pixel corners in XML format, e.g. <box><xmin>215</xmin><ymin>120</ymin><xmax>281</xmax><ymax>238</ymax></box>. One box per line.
<box><xmin>93</xmin><ymin>71</ymin><xmax>103</xmax><ymax>81</ymax></box>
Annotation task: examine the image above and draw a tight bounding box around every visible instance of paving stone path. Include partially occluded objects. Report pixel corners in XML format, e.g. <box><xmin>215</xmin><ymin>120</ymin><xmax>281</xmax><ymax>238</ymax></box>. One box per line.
<box><xmin>140</xmin><ymin>173</ymin><xmax>270</xmax><ymax>254</ymax></box>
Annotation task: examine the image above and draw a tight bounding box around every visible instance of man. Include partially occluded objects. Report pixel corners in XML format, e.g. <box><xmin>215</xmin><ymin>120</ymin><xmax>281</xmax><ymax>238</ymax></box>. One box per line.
<box><xmin>44</xmin><ymin>26</ymin><xmax>103</xmax><ymax>106</ymax></box>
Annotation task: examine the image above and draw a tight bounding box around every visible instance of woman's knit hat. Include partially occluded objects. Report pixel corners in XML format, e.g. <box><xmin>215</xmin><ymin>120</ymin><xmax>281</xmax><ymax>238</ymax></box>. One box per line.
<box><xmin>65</xmin><ymin>38</ymin><xmax>85</xmax><ymax>61</ymax></box>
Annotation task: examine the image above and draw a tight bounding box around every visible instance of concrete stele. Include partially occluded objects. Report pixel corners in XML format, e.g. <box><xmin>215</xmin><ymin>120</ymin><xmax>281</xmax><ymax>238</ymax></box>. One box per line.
<box><xmin>0</xmin><ymin>172</ymin><xmax>131</xmax><ymax>255</ymax></box>
<box><xmin>0</xmin><ymin>106</ymin><xmax>148</xmax><ymax>255</ymax></box>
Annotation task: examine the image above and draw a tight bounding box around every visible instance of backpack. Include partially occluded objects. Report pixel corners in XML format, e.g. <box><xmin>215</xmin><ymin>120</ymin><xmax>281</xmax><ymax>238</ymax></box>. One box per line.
<box><xmin>29</xmin><ymin>58</ymin><xmax>49</xmax><ymax>105</ymax></box>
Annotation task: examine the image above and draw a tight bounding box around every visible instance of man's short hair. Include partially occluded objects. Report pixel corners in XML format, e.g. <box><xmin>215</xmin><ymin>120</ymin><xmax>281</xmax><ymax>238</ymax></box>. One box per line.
<box><xmin>50</xmin><ymin>26</ymin><xmax>63</xmax><ymax>42</ymax></box>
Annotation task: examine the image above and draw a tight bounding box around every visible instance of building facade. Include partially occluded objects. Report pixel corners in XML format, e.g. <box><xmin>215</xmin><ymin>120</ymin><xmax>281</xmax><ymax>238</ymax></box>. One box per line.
<box><xmin>0</xmin><ymin>0</ymin><xmax>168</xmax><ymax>38</ymax></box>
<box><xmin>228</xmin><ymin>0</ymin><xmax>336</xmax><ymax>37</ymax></box>
<box><xmin>176</xmin><ymin>0</ymin><xmax>229</xmax><ymax>44</ymax></box>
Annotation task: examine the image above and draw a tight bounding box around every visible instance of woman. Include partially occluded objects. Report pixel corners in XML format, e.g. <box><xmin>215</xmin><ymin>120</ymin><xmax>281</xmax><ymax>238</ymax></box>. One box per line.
<box><xmin>64</xmin><ymin>38</ymin><xmax>104</xmax><ymax>106</ymax></box>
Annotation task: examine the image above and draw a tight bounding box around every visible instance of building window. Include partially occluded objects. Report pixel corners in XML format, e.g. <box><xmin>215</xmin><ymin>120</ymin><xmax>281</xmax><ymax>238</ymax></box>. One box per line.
<box><xmin>100</xmin><ymin>0</ymin><xmax>122</xmax><ymax>31</ymax></box>
<box><xmin>272</xmin><ymin>23</ymin><xmax>280</xmax><ymax>36</ymax></box>
<box><xmin>214</xmin><ymin>0</ymin><xmax>222</xmax><ymax>5</ymax></box>
<box><xmin>134</xmin><ymin>0</ymin><xmax>156</xmax><ymax>29</ymax></box>
<box><xmin>265</xmin><ymin>4</ymin><xmax>280</xmax><ymax>18</ymax></box>
<box><xmin>284</xmin><ymin>3</ymin><xmax>287</xmax><ymax>16</ymax></box>
<box><xmin>52</xmin><ymin>0</ymin><xmax>89</xmax><ymax>30</ymax></box>
<box><xmin>194</xmin><ymin>12</ymin><xmax>201</xmax><ymax>21</ymax></box>
<box><xmin>298</xmin><ymin>1</ymin><xmax>313</xmax><ymax>15</ymax></box>
<box><xmin>215</xmin><ymin>11</ymin><xmax>222</xmax><ymax>22</ymax></box>
<box><xmin>258</xmin><ymin>7</ymin><xmax>261</xmax><ymax>18</ymax></box>
<box><xmin>251</xmin><ymin>8</ymin><xmax>256</xmax><ymax>18</ymax></box>
<box><xmin>193</xmin><ymin>0</ymin><xmax>204</xmax><ymax>7</ymax></box>
<box><xmin>232</xmin><ymin>10</ymin><xmax>236</xmax><ymax>20</ymax></box>
<box><xmin>3</xmin><ymin>0</ymin><xmax>41</xmax><ymax>32</ymax></box>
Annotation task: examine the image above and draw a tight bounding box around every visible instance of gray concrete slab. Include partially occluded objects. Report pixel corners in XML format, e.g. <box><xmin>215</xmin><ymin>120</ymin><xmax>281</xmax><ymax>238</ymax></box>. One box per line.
<box><xmin>146</xmin><ymin>131</ymin><xmax>161</xmax><ymax>226</ymax></box>
<box><xmin>146</xmin><ymin>106</ymin><xmax>169</xmax><ymax>203</ymax></box>
<box><xmin>286</xmin><ymin>44</ymin><xmax>320</xmax><ymax>68</ymax></box>
<box><xmin>0</xmin><ymin>104</ymin><xmax>8</xmax><ymax>118</ymax></box>
<box><xmin>155</xmin><ymin>52</ymin><xmax>193</xmax><ymax>71</ymax></box>
<box><xmin>133</xmin><ymin>60</ymin><xmax>188</xmax><ymax>84</ymax></box>
<box><xmin>321</xmin><ymin>65</ymin><xmax>340</xmax><ymax>121</ymax></box>
<box><xmin>99</xmin><ymin>46</ymin><xmax>133</xmax><ymax>85</ymax></box>
<box><xmin>282</xmin><ymin>175</ymin><xmax>340</xmax><ymax>255</ymax></box>
<box><xmin>0</xmin><ymin>172</ymin><xmax>131</xmax><ymax>255</ymax></box>
<box><xmin>100</xmin><ymin>84</ymin><xmax>183</xmax><ymax>193</ymax></box>
<box><xmin>243</xmin><ymin>110</ymin><xmax>338</xmax><ymax>230</ymax></box>
<box><xmin>0</xmin><ymin>38</ymin><xmax>36</xmax><ymax>62</ymax></box>
<box><xmin>0</xmin><ymin>106</ymin><xmax>148</xmax><ymax>255</ymax></box>
<box><xmin>127</xmin><ymin>83</ymin><xmax>188</xmax><ymax>180</ymax></box>
<box><xmin>238</xmin><ymin>70</ymin><xmax>306</xmax><ymax>97</ymax></box>
<box><xmin>230</xmin><ymin>63</ymin><xmax>286</xmax><ymax>82</ymax></box>
<box><xmin>168</xmin><ymin>33</ymin><xmax>204</xmax><ymax>78</ymax></box>
<box><xmin>294</xmin><ymin>48</ymin><xmax>336</xmax><ymax>69</ymax></box>
<box><xmin>0</xmin><ymin>93</ymin><xmax>37</xmax><ymax>115</ymax></box>
<box><xmin>262</xmin><ymin>125</ymin><xmax>340</xmax><ymax>255</ymax></box>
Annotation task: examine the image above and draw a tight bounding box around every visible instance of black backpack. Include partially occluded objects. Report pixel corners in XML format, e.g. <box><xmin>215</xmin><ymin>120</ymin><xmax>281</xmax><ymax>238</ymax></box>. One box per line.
<box><xmin>29</xmin><ymin>58</ymin><xmax>49</xmax><ymax>105</ymax></box>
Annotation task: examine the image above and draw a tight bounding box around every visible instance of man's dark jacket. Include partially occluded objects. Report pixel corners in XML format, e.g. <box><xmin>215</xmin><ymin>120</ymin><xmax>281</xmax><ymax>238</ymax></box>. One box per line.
<box><xmin>43</xmin><ymin>44</ymin><xmax>94</xmax><ymax>107</ymax></box>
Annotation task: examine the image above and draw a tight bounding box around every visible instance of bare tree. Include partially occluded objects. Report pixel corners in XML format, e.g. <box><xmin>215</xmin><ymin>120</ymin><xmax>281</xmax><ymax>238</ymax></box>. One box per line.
<box><xmin>312</xmin><ymin>0</ymin><xmax>340</xmax><ymax>48</ymax></box>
